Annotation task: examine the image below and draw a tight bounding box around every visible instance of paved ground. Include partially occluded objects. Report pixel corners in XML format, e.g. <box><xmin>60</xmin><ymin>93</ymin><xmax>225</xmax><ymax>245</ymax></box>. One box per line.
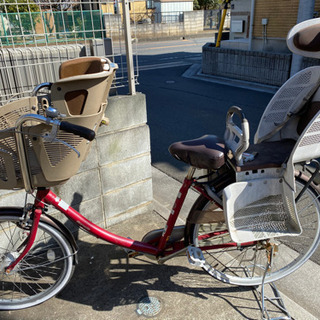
<box><xmin>1</xmin><ymin>168</ymin><xmax>319</xmax><ymax>320</ymax></box>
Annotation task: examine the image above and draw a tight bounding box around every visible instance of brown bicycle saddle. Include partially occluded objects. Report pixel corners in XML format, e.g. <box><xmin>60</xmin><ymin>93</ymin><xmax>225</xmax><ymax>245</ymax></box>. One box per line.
<box><xmin>169</xmin><ymin>135</ymin><xmax>296</xmax><ymax>172</ymax></box>
<box><xmin>169</xmin><ymin>135</ymin><xmax>226</xmax><ymax>170</ymax></box>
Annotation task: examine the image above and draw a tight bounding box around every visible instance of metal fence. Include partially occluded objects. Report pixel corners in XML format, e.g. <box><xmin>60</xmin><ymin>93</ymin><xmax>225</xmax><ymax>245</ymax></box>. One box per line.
<box><xmin>0</xmin><ymin>0</ymin><xmax>138</xmax><ymax>105</ymax></box>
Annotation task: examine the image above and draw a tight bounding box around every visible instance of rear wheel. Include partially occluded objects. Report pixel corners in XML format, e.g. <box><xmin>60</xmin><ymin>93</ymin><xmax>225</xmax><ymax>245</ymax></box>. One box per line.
<box><xmin>185</xmin><ymin>179</ymin><xmax>320</xmax><ymax>286</ymax></box>
<box><xmin>0</xmin><ymin>214</ymin><xmax>74</xmax><ymax>310</ymax></box>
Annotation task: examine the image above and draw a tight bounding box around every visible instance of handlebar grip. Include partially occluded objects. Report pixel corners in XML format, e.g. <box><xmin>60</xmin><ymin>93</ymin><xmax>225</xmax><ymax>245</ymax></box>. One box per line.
<box><xmin>60</xmin><ymin>121</ymin><xmax>95</xmax><ymax>141</ymax></box>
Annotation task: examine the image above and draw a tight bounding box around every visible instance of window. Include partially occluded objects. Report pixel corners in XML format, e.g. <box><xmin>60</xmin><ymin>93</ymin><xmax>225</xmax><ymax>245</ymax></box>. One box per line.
<box><xmin>146</xmin><ymin>0</ymin><xmax>155</xmax><ymax>9</ymax></box>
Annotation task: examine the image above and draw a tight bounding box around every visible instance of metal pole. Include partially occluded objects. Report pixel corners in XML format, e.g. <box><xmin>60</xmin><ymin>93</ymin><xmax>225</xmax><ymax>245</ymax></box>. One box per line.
<box><xmin>216</xmin><ymin>0</ymin><xmax>230</xmax><ymax>47</ymax></box>
<box><xmin>248</xmin><ymin>0</ymin><xmax>255</xmax><ymax>51</ymax></box>
<box><xmin>122</xmin><ymin>0</ymin><xmax>136</xmax><ymax>95</ymax></box>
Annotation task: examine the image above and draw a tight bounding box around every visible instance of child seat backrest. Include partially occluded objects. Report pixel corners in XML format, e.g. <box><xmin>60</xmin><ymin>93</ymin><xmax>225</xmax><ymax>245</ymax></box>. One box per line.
<box><xmin>254</xmin><ymin>66</ymin><xmax>320</xmax><ymax>144</ymax></box>
<box><xmin>51</xmin><ymin>56</ymin><xmax>114</xmax><ymax>117</ymax></box>
<box><xmin>28</xmin><ymin>57</ymin><xmax>117</xmax><ymax>186</ymax></box>
<box><xmin>254</xmin><ymin>17</ymin><xmax>320</xmax><ymax>145</ymax></box>
<box><xmin>59</xmin><ymin>56</ymin><xmax>104</xmax><ymax>79</ymax></box>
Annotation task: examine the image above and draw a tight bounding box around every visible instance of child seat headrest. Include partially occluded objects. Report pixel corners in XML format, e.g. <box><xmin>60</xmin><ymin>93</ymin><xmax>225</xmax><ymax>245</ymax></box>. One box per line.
<box><xmin>59</xmin><ymin>57</ymin><xmax>107</xmax><ymax>79</ymax></box>
<box><xmin>287</xmin><ymin>17</ymin><xmax>320</xmax><ymax>58</ymax></box>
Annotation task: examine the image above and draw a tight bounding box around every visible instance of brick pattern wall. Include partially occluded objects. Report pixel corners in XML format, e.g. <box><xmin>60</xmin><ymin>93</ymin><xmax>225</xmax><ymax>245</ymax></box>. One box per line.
<box><xmin>253</xmin><ymin>1</ymin><xmax>320</xmax><ymax>40</ymax></box>
<box><xmin>202</xmin><ymin>44</ymin><xmax>292</xmax><ymax>86</ymax></box>
<box><xmin>253</xmin><ymin>0</ymin><xmax>299</xmax><ymax>39</ymax></box>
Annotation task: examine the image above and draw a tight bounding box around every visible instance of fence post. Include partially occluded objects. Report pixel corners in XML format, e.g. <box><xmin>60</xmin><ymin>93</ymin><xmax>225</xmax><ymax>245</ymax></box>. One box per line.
<box><xmin>122</xmin><ymin>0</ymin><xmax>136</xmax><ymax>95</ymax></box>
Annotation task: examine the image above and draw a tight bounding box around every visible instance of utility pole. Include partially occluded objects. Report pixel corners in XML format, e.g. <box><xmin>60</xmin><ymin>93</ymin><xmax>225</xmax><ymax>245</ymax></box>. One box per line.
<box><xmin>216</xmin><ymin>0</ymin><xmax>231</xmax><ymax>47</ymax></box>
<box><xmin>122</xmin><ymin>0</ymin><xmax>136</xmax><ymax>95</ymax></box>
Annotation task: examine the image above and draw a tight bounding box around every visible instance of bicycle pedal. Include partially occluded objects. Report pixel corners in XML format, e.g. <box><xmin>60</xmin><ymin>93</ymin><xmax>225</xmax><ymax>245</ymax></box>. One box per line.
<box><xmin>186</xmin><ymin>246</ymin><xmax>206</xmax><ymax>268</ymax></box>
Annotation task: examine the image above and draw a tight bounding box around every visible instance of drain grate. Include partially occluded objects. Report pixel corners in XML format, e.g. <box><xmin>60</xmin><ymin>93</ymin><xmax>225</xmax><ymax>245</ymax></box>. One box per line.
<box><xmin>136</xmin><ymin>296</ymin><xmax>162</xmax><ymax>318</ymax></box>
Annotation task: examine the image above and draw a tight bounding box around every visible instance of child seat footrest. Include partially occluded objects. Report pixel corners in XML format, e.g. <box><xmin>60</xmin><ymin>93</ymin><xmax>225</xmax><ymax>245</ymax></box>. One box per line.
<box><xmin>223</xmin><ymin>179</ymin><xmax>302</xmax><ymax>243</ymax></box>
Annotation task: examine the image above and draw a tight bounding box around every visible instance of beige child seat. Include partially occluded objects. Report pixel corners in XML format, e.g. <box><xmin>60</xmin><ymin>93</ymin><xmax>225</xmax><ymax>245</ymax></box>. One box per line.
<box><xmin>0</xmin><ymin>56</ymin><xmax>117</xmax><ymax>190</ymax></box>
<box><xmin>222</xmin><ymin>18</ymin><xmax>320</xmax><ymax>243</ymax></box>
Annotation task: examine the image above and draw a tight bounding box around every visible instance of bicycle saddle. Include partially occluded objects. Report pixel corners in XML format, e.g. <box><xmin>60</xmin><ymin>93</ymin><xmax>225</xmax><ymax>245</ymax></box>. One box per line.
<box><xmin>169</xmin><ymin>134</ymin><xmax>296</xmax><ymax>171</ymax></box>
<box><xmin>169</xmin><ymin>135</ymin><xmax>226</xmax><ymax>170</ymax></box>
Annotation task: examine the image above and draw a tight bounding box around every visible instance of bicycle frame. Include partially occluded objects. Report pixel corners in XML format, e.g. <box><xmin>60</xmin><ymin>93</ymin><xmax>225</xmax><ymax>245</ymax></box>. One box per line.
<box><xmin>6</xmin><ymin>166</ymin><xmax>256</xmax><ymax>274</ymax></box>
<box><xmin>5</xmin><ymin>171</ymin><xmax>195</xmax><ymax>272</ymax></box>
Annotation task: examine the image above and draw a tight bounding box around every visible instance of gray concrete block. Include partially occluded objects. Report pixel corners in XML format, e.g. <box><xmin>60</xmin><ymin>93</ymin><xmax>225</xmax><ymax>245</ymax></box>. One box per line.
<box><xmin>106</xmin><ymin>201</ymin><xmax>152</xmax><ymax>226</ymax></box>
<box><xmin>97</xmin><ymin>125</ymin><xmax>150</xmax><ymax>165</ymax></box>
<box><xmin>52</xmin><ymin>169</ymin><xmax>101</xmax><ymax>205</ymax></box>
<box><xmin>99</xmin><ymin>93</ymin><xmax>147</xmax><ymax>134</ymax></box>
<box><xmin>0</xmin><ymin>189</ymin><xmax>32</xmax><ymax>207</ymax></box>
<box><xmin>202</xmin><ymin>45</ymin><xmax>292</xmax><ymax>86</ymax></box>
<box><xmin>48</xmin><ymin>195</ymin><xmax>104</xmax><ymax>233</ymax></box>
<box><xmin>0</xmin><ymin>188</ymin><xmax>18</xmax><ymax>197</ymax></box>
<box><xmin>78</xmin><ymin>140</ymin><xmax>99</xmax><ymax>173</ymax></box>
<box><xmin>103</xmin><ymin>178</ymin><xmax>153</xmax><ymax>219</ymax></box>
<box><xmin>100</xmin><ymin>153</ymin><xmax>151</xmax><ymax>193</ymax></box>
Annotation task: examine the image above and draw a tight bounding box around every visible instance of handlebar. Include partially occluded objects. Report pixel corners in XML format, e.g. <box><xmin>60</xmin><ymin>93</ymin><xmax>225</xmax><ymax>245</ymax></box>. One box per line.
<box><xmin>31</xmin><ymin>82</ymin><xmax>52</xmax><ymax>96</ymax></box>
<box><xmin>60</xmin><ymin>121</ymin><xmax>95</xmax><ymax>141</ymax></box>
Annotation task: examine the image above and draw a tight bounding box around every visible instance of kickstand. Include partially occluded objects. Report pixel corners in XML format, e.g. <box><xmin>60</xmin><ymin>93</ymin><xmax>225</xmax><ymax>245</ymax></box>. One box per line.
<box><xmin>259</xmin><ymin>246</ymin><xmax>292</xmax><ymax>320</ymax></box>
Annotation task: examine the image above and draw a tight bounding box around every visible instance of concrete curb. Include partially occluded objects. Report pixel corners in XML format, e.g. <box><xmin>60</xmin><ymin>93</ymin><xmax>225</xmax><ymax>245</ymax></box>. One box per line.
<box><xmin>182</xmin><ymin>63</ymin><xmax>279</xmax><ymax>94</ymax></box>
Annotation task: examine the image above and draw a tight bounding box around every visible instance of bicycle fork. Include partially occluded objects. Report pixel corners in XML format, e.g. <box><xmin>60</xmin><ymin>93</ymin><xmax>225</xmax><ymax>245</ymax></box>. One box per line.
<box><xmin>5</xmin><ymin>204</ymin><xmax>44</xmax><ymax>273</ymax></box>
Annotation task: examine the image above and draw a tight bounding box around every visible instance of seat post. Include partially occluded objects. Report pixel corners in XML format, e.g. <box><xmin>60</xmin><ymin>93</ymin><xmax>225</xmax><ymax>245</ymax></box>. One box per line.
<box><xmin>186</xmin><ymin>167</ymin><xmax>196</xmax><ymax>180</ymax></box>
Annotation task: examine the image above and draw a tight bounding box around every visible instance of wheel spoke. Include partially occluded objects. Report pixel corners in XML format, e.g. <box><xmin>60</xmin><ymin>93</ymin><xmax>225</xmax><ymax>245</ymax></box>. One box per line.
<box><xmin>0</xmin><ymin>215</ymin><xmax>74</xmax><ymax>310</ymax></box>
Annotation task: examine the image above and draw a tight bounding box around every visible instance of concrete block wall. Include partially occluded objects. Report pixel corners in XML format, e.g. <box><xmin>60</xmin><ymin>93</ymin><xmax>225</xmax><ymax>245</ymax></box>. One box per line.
<box><xmin>184</xmin><ymin>11</ymin><xmax>204</xmax><ymax>35</ymax></box>
<box><xmin>0</xmin><ymin>93</ymin><xmax>153</xmax><ymax>238</ymax></box>
<box><xmin>134</xmin><ymin>22</ymin><xmax>185</xmax><ymax>39</ymax></box>
<box><xmin>105</xmin><ymin>11</ymin><xmax>205</xmax><ymax>41</ymax></box>
<box><xmin>202</xmin><ymin>43</ymin><xmax>292</xmax><ymax>86</ymax></box>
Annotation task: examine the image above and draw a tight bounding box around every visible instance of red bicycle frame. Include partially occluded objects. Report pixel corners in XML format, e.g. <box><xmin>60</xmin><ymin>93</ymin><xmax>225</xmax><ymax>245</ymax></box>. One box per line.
<box><xmin>6</xmin><ymin>174</ymin><xmax>254</xmax><ymax>273</ymax></box>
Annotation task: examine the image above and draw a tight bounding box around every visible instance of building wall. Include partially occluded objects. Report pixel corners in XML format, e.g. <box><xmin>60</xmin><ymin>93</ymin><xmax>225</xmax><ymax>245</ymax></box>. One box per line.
<box><xmin>157</xmin><ymin>1</ymin><xmax>193</xmax><ymax>12</ymax></box>
<box><xmin>229</xmin><ymin>0</ymin><xmax>251</xmax><ymax>40</ymax></box>
<box><xmin>253</xmin><ymin>0</ymin><xmax>320</xmax><ymax>40</ymax></box>
<box><xmin>102</xmin><ymin>1</ymin><xmax>149</xmax><ymax>16</ymax></box>
<box><xmin>228</xmin><ymin>1</ymin><xmax>320</xmax><ymax>52</ymax></box>
<box><xmin>253</xmin><ymin>0</ymin><xmax>299</xmax><ymax>39</ymax></box>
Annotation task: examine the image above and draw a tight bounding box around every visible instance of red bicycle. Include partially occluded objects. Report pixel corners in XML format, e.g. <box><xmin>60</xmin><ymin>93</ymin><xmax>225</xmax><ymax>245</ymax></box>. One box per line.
<box><xmin>2</xmin><ymin>18</ymin><xmax>320</xmax><ymax>310</ymax></box>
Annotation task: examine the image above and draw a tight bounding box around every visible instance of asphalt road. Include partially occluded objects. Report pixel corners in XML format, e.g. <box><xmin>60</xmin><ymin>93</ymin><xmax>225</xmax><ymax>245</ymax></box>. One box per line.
<box><xmin>125</xmin><ymin>37</ymin><xmax>274</xmax><ymax>181</ymax></box>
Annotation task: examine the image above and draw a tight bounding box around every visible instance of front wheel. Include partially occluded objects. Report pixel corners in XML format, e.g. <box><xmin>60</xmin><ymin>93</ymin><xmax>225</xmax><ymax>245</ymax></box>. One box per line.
<box><xmin>185</xmin><ymin>179</ymin><xmax>320</xmax><ymax>286</ymax></box>
<box><xmin>0</xmin><ymin>214</ymin><xmax>74</xmax><ymax>310</ymax></box>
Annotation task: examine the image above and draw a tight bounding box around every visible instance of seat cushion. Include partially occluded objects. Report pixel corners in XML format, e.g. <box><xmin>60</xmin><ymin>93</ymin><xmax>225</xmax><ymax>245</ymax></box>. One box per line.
<box><xmin>237</xmin><ymin>139</ymin><xmax>296</xmax><ymax>172</ymax></box>
<box><xmin>169</xmin><ymin>135</ymin><xmax>226</xmax><ymax>170</ymax></box>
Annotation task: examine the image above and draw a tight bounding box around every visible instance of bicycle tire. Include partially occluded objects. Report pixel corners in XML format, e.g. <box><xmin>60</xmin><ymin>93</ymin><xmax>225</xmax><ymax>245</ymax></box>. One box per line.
<box><xmin>0</xmin><ymin>214</ymin><xmax>74</xmax><ymax>310</ymax></box>
<box><xmin>185</xmin><ymin>178</ymin><xmax>320</xmax><ymax>286</ymax></box>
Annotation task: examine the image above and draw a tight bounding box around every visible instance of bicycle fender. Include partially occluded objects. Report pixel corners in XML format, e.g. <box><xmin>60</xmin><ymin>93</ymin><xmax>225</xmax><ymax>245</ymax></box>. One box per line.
<box><xmin>0</xmin><ymin>207</ymin><xmax>78</xmax><ymax>264</ymax></box>
<box><xmin>42</xmin><ymin>213</ymin><xmax>78</xmax><ymax>264</ymax></box>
